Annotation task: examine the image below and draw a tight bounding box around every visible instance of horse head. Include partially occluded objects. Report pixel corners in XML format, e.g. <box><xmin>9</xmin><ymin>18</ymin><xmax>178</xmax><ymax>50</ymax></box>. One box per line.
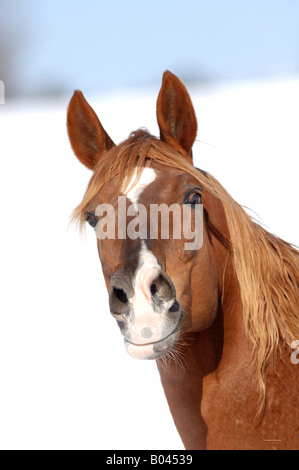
<box><xmin>67</xmin><ymin>71</ymin><xmax>225</xmax><ymax>360</ymax></box>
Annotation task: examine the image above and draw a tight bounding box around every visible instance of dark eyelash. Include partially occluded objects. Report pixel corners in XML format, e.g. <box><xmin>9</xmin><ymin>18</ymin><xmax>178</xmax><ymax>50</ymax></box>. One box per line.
<box><xmin>183</xmin><ymin>189</ymin><xmax>202</xmax><ymax>205</ymax></box>
<box><xmin>84</xmin><ymin>211</ymin><xmax>99</xmax><ymax>228</ymax></box>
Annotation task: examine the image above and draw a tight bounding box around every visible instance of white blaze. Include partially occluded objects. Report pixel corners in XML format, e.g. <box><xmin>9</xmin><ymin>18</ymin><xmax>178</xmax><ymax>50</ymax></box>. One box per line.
<box><xmin>123</xmin><ymin>167</ymin><xmax>157</xmax><ymax>210</ymax></box>
<box><xmin>122</xmin><ymin>167</ymin><xmax>164</xmax><ymax>344</ymax></box>
<box><xmin>130</xmin><ymin>242</ymin><xmax>163</xmax><ymax>344</ymax></box>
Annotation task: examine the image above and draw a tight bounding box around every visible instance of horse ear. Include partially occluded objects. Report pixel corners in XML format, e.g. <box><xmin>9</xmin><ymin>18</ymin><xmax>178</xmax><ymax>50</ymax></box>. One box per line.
<box><xmin>67</xmin><ymin>90</ymin><xmax>115</xmax><ymax>170</ymax></box>
<box><xmin>156</xmin><ymin>71</ymin><xmax>197</xmax><ymax>160</ymax></box>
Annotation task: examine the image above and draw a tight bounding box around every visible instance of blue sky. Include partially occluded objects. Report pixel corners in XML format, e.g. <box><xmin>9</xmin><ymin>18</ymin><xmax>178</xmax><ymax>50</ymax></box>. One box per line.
<box><xmin>1</xmin><ymin>0</ymin><xmax>299</xmax><ymax>96</ymax></box>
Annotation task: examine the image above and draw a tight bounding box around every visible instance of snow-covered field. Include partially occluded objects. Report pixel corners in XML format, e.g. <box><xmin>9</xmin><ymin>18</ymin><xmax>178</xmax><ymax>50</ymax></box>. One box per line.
<box><xmin>0</xmin><ymin>79</ymin><xmax>298</xmax><ymax>450</ymax></box>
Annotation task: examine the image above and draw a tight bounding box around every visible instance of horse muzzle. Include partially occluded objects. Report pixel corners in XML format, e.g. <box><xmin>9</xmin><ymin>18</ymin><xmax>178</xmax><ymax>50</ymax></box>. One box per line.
<box><xmin>109</xmin><ymin>266</ymin><xmax>184</xmax><ymax>359</ymax></box>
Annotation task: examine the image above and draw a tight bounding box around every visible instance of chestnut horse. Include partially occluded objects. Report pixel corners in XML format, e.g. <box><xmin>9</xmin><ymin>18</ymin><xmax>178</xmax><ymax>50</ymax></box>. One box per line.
<box><xmin>67</xmin><ymin>71</ymin><xmax>299</xmax><ymax>450</ymax></box>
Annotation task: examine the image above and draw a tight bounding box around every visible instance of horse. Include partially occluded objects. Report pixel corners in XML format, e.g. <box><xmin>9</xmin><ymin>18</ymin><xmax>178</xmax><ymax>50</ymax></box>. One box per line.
<box><xmin>67</xmin><ymin>71</ymin><xmax>299</xmax><ymax>450</ymax></box>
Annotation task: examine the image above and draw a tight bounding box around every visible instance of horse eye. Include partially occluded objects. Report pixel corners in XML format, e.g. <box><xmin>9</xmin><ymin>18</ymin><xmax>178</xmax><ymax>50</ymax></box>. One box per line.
<box><xmin>184</xmin><ymin>192</ymin><xmax>202</xmax><ymax>206</ymax></box>
<box><xmin>84</xmin><ymin>212</ymin><xmax>99</xmax><ymax>228</ymax></box>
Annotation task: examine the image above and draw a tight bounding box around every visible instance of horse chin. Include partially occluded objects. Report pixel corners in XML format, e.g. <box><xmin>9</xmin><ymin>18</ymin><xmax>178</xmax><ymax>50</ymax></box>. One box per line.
<box><xmin>123</xmin><ymin>309</ymin><xmax>184</xmax><ymax>360</ymax></box>
<box><xmin>124</xmin><ymin>329</ymin><xmax>181</xmax><ymax>360</ymax></box>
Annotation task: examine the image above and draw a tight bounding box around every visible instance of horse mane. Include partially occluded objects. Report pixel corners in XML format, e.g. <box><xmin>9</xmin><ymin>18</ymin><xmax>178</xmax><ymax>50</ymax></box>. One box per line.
<box><xmin>72</xmin><ymin>129</ymin><xmax>299</xmax><ymax>404</ymax></box>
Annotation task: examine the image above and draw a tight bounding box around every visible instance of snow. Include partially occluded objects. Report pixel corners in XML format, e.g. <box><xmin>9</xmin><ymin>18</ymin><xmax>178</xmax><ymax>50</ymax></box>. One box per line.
<box><xmin>0</xmin><ymin>79</ymin><xmax>298</xmax><ymax>450</ymax></box>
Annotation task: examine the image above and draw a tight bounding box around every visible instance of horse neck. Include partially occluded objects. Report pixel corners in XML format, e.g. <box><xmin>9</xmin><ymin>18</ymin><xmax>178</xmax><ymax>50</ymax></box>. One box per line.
<box><xmin>156</xmin><ymin>239</ymin><xmax>253</xmax><ymax>450</ymax></box>
<box><xmin>200</xmin><ymin>226</ymin><xmax>251</xmax><ymax>376</ymax></box>
<box><xmin>214</xmin><ymin>244</ymin><xmax>252</xmax><ymax>373</ymax></box>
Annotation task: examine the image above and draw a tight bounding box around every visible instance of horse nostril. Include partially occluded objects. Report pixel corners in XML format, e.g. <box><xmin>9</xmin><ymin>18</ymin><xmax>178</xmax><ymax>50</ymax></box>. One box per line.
<box><xmin>150</xmin><ymin>283</ymin><xmax>158</xmax><ymax>296</ymax></box>
<box><xmin>150</xmin><ymin>275</ymin><xmax>162</xmax><ymax>296</ymax></box>
<box><xmin>150</xmin><ymin>272</ymin><xmax>175</xmax><ymax>302</ymax></box>
<box><xmin>113</xmin><ymin>287</ymin><xmax>128</xmax><ymax>304</ymax></box>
